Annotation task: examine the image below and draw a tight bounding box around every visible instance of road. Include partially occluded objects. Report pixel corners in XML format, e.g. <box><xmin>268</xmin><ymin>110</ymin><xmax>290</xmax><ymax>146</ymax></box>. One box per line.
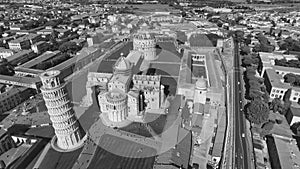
<box><xmin>233</xmin><ymin>39</ymin><xmax>251</xmax><ymax>169</ymax></box>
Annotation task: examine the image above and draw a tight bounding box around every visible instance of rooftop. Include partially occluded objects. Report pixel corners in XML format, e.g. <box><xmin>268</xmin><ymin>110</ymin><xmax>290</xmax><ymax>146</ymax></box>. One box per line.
<box><xmin>273</xmin><ymin>134</ymin><xmax>300</xmax><ymax>169</ymax></box>
<box><xmin>265</xmin><ymin>68</ymin><xmax>290</xmax><ymax>89</ymax></box>
<box><xmin>6</xmin><ymin>50</ymin><xmax>33</xmax><ymax>63</ymax></box>
<box><xmin>9</xmin><ymin>33</ymin><xmax>40</xmax><ymax>43</ymax></box>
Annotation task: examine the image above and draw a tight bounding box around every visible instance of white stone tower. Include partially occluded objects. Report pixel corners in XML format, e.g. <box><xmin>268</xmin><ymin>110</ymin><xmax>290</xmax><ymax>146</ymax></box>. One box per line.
<box><xmin>133</xmin><ymin>32</ymin><xmax>157</xmax><ymax>61</ymax></box>
<box><xmin>40</xmin><ymin>70</ymin><xmax>85</xmax><ymax>151</ymax></box>
<box><xmin>194</xmin><ymin>77</ymin><xmax>207</xmax><ymax>104</ymax></box>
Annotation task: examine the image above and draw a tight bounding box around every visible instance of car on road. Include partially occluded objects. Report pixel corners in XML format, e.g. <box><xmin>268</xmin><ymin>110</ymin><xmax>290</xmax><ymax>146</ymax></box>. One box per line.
<box><xmin>242</xmin><ymin>133</ymin><xmax>245</xmax><ymax>137</ymax></box>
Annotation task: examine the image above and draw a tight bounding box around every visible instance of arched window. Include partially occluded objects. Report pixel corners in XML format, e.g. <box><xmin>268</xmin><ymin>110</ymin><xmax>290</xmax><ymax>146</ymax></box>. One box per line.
<box><xmin>51</xmin><ymin>80</ymin><xmax>55</xmax><ymax>88</ymax></box>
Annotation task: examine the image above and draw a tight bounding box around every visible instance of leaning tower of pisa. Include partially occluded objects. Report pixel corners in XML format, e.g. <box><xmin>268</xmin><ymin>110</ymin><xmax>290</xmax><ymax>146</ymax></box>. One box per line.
<box><xmin>40</xmin><ymin>70</ymin><xmax>85</xmax><ymax>151</ymax></box>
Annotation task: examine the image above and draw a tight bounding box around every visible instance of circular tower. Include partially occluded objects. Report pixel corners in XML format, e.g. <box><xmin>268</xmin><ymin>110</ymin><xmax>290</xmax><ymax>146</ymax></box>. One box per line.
<box><xmin>105</xmin><ymin>90</ymin><xmax>128</xmax><ymax>122</ymax></box>
<box><xmin>133</xmin><ymin>32</ymin><xmax>157</xmax><ymax>61</ymax></box>
<box><xmin>194</xmin><ymin>77</ymin><xmax>207</xmax><ymax>104</ymax></box>
<box><xmin>40</xmin><ymin>70</ymin><xmax>85</xmax><ymax>151</ymax></box>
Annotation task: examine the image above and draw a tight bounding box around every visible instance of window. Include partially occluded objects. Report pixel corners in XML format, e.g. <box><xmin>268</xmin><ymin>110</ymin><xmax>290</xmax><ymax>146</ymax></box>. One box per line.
<box><xmin>295</xmin><ymin>93</ymin><xmax>298</xmax><ymax>96</ymax></box>
<box><xmin>271</xmin><ymin>94</ymin><xmax>274</xmax><ymax>97</ymax></box>
<box><xmin>294</xmin><ymin>97</ymin><xmax>297</xmax><ymax>100</ymax></box>
<box><xmin>275</xmin><ymin>94</ymin><xmax>278</xmax><ymax>98</ymax></box>
<box><xmin>279</xmin><ymin>95</ymin><xmax>282</xmax><ymax>99</ymax></box>
<box><xmin>276</xmin><ymin>90</ymin><xmax>279</xmax><ymax>93</ymax></box>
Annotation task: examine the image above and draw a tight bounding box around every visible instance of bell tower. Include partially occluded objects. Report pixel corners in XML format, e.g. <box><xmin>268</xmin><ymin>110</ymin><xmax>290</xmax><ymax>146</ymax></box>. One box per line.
<box><xmin>40</xmin><ymin>70</ymin><xmax>86</xmax><ymax>151</ymax></box>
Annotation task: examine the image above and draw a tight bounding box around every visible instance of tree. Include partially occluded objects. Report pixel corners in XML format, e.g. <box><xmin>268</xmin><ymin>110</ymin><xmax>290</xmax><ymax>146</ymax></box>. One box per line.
<box><xmin>0</xmin><ymin>160</ymin><xmax>6</xmax><ymax>169</ymax></box>
<box><xmin>235</xmin><ymin>30</ymin><xmax>244</xmax><ymax>43</ymax></box>
<box><xmin>246</xmin><ymin>99</ymin><xmax>270</xmax><ymax>124</ymax></box>
<box><xmin>291</xmin><ymin>122</ymin><xmax>300</xmax><ymax>135</ymax></box>
<box><xmin>249</xmin><ymin>89</ymin><xmax>263</xmax><ymax>100</ymax></box>
<box><xmin>253</xmin><ymin>44</ymin><xmax>261</xmax><ymax>53</ymax></box>
<box><xmin>244</xmin><ymin>34</ymin><xmax>252</xmax><ymax>45</ymax></box>
<box><xmin>58</xmin><ymin>41</ymin><xmax>80</xmax><ymax>54</ymax></box>
<box><xmin>260</xmin><ymin>43</ymin><xmax>275</xmax><ymax>52</ymax></box>
<box><xmin>269</xmin><ymin>98</ymin><xmax>284</xmax><ymax>113</ymax></box>
<box><xmin>242</xmin><ymin>56</ymin><xmax>254</xmax><ymax>67</ymax></box>
<box><xmin>260</xmin><ymin>120</ymin><xmax>275</xmax><ymax>137</ymax></box>
<box><xmin>240</xmin><ymin>45</ymin><xmax>251</xmax><ymax>55</ymax></box>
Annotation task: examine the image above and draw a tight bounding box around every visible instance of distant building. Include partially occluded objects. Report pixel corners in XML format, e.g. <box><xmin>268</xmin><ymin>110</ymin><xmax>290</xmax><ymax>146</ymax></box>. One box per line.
<box><xmin>8</xmin><ymin>37</ymin><xmax>31</xmax><ymax>51</ymax></box>
<box><xmin>9</xmin><ymin>24</ymin><xmax>24</xmax><ymax>31</ymax></box>
<box><xmin>8</xmin><ymin>34</ymin><xmax>42</xmax><ymax>51</ymax></box>
<box><xmin>286</xmin><ymin>106</ymin><xmax>300</xmax><ymax>126</ymax></box>
<box><xmin>0</xmin><ymin>48</ymin><xmax>14</xmax><ymax>59</ymax></box>
<box><xmin>0</xmin><ymin>87</ymin><xmax>34</xmax><ymax>114</ymax></box>
<box><xmin>55</xmin><ymin>29</ymin><xmax>71</xmax><ymax>39</ymax></box>
<box><xmin>31</xmin><ymin>41</ymin><xmax>48</xmax><ymax>54</ymax></box>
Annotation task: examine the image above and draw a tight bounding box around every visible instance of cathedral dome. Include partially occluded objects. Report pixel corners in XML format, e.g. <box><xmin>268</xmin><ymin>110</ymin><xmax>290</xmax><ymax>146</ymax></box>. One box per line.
<box><xmin>195</xmin><ymin>77</ymin><xmax>207</xmax><ymax>90</ymax></box>
<box><xmin>115</xmin><ymin>57</ymin><xmax>131</xmax><ymax>71</ymax></box>
<box><xmin>113</xmin><ymin>56</ymin><xmax>132</xmax><ymax>76</ymax></box>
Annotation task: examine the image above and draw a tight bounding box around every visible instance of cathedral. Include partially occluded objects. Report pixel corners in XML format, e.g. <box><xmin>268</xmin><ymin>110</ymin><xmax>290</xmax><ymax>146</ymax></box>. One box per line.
<box><xmin>86</xmin><ymin>32</ymin><xmax>165</xmax><ymax>127</ymax></box>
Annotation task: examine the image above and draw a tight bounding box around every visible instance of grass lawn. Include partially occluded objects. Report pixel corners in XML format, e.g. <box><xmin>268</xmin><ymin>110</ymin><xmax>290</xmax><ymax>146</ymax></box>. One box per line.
<box><xmin>144</xmin><ymin>113</ymin><xmax>167</xmax><ymax>136</ymax></box>
<box><xmin>119</xmin><ymin>122</ymin><xmax>152</xmax><ymax>138</ymax></box>
<box><xmin>38</xmin><ymin>147</ymin><xmax>83</xmax><ymax>169</ymax></box>
<box><xmin>149</xmin><ymin>63</ymin><xmax>180</xmax><ymax>77</ymax></box>
<box><xmin>192</xmin><ymin>65</ymin><xmax>207</xmax><ymax>78</ymax></box>
<box><xmin>88</xmin><ymin>134</ymin><xmax>156</xmax><ymax>169</ymax></box>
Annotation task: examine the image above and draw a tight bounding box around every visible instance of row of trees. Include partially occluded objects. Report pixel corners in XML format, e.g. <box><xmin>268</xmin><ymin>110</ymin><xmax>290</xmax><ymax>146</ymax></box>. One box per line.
<box><xmin>58</xmin><ymin>41</ymin><xmax>82</xmax><ymax>54</ymax></box>
<box><xmin>275</xmin><ymin>58</ymin><xmax>300</xmax><ymax>68</ymax></box>
<box><xmin>278</xmin><ymin>37</ymin><xmax>300</xmax><ymax>52</ymax></box>
<box><xmin>242</xmin><ymin>53</ymin><xmax>270</xmax><ymax>125</ymax></box>
<box><xmin>238</xmin><ymin>30</ymin><xmax>293</xmax><ymax>137</ymax></box>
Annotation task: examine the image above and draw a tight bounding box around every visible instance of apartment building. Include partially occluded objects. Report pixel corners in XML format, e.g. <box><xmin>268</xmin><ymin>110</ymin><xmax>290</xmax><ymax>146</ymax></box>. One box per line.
<box><xmin>8</xmin><ymin>34</ymin><xmax>42</xmax><ymax>51</ymax></box>
<box><xmin>263</xmin><ymin>68</ymin><xmax>300</xmax><ymax>103</ymax></box>
<box><xmin>8</xmin><ymin>37</ymin><xmax>31</xmax><ymax>51</ymax></box>
<box><xmin>0</xmin><ymin>48</ymin><xmax>14</xmax><ymax>58</ymax></box>
<box><xmin>31</xmin><ymin>41</ymin><xmax>48</xmax><ymax>54</ymax></box>
<box><xmin>0</xmin><ymin>87</ymin><xmax>33</xmax><ymax>114</ymax></box>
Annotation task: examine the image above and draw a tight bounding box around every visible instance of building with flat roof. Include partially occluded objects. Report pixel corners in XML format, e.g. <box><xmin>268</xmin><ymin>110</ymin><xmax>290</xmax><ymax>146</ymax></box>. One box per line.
<box><xmin>31</xmin><ymin>41</ymin><xmax>48</xmax><ymax>54</ymax></box>
<box><xmin>266</xmin><ymin>134</ymin><xmax>300</xmax><ymax>169</ymax></box>
<box><xmin>286</xmin><ymin>106</ymin><xmax>300</xmax><ymax>126</ymax></box>
<box><xmin>20</xmin><ymin>50</ymin><xmax>61</xmax><ymax>69</ymax></box>
<box><xmin>6</xmin><ymin>50</ymin><xmax>36</xmax><ymax>66</ymax></box>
